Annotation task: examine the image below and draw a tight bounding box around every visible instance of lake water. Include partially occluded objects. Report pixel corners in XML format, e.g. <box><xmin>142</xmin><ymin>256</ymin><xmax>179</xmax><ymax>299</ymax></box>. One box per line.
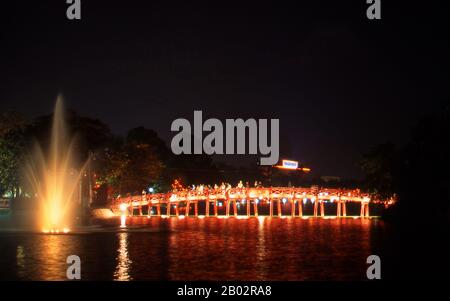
<box><xmin>0</xmin><ymin>216</ymin><xmax>389</xmax><ymax>280</ymax></box>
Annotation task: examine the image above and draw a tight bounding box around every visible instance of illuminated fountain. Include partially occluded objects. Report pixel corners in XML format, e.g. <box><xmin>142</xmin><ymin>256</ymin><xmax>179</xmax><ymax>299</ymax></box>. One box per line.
<box><xmin>25</xmin><ymin>96</ymin><xmax>87</xmax><ymax>234</ymax></box>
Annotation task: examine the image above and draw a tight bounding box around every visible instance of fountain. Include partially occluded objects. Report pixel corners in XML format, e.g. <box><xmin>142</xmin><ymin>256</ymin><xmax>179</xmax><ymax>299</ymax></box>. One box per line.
<box><xmin>25</xmin><ymin>96</ymin><xmax>87</xmax><ymax>233</ymax></box>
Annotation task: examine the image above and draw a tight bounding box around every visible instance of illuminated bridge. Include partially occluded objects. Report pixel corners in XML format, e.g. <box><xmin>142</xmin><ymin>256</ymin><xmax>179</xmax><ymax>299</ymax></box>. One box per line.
<box><xmin>112</xmin><ymin>187</ymin><xmax>391</xmax><ymax>218</ymax></box>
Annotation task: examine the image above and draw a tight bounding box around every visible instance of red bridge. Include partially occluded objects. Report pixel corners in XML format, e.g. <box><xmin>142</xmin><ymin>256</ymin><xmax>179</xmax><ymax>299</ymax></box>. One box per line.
<box><xmin>112</xmin><ymin>187</ymin><xmax>391</xmax><ymax>218</ymax></box>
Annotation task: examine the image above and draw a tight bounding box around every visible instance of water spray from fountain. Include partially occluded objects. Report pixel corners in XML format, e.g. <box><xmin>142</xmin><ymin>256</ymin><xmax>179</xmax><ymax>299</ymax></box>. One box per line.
<box><xmin>25</xmin><ymin>95</ymin><xmax>88</xmax><ymax>233</ymax></box>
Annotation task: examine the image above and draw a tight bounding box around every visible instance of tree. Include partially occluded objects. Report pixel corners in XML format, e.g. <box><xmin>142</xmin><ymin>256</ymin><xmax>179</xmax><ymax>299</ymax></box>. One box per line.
<box><xmin>359</xmin><ymin>142</ymin><xmax>399</xmax><ymax>200</ymax></box>
<box><xmin>396</xmin><ymin>104</ymin><xmax>450</xmax><ymax>222</ymax></box>
<box><xmin>126</xmin><ymin>127</ymin><xmax>171</xmax><ymax>162</ymax></box>
<box><xmin>119</xmin><ymin>142</ymin><xmax>164</xmax><ymax>194</ymax></box>
<box><xmin>365</xmin><ymin>104</ymin><xmax>450</xmax><ymax>280</ymax></box>
<box><xmin>360</xmin><ymin>103</ymin><xmax>450</xmax><ymax>226</ymax></box>
<box><xmin>28</xmin><ymin>110</ymin><xmax>115</xmax><ymax>164</ymax></box>
<box><xmin>0</xmin><ymin>128</ymin><xmax>26</xmax><ymax>197</ymax></box>
<box><xmin>92</xmin><ymin>127</ymin><xmax>168</xmax><ymax>198</ymax></box>
<box><xmin>92</xmin><ymin>139</ymin><xmax>127</xmax><ymax>184</ymax></box>
<box><xmin>0</xmin><ymin>111</ymin><xmax>26</xmax><ymax>136</ymax></box>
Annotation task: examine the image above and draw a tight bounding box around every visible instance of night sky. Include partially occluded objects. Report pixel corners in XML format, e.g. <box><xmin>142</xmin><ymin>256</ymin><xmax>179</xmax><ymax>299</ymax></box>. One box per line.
<box><xmin>1</xmin><ymin>1</ymin><xmax>449</xmax><ymax>178</ymax></box>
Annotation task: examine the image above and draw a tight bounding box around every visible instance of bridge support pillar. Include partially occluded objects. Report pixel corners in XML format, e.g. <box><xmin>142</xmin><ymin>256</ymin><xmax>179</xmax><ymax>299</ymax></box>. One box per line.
<box><xmin>360</xmin><ymin>202</ymin><xmax>370</xmax><ymax>218</ymax></box>
<box><xmin>139</xmin><ymin>206</ymin><xmax>143</xmax><ymax>216</ymax></box>
<box><xmin>337</xmin><ymin>202</ymin><xmax>347</xmax><ymax>217</ymax></box>
<box><xmin>157</xmin><ymin>204</ymin><xmax>161</xmax><ymax>216</ymax></box>
<box><xmin>247</xmin><ymin>200</ymin><xmax>250</xmax><ymax>217</ymax></box>
<box><xmin>253</xmin><ymin>201</ymin><xmax>258</xmax><ymax>217</ymax></box>
<box><xmin>291</xmin><ymin>200</ymin><xmax>295</xmax><ymax>217</ymax></box>
<box><xmin>206</xmin><ymin>201</ymin><xmax>210</xmax><ymax>217</ymax></box>
<box><xmin>269</xmin><ymin>201</ymin><xmax>273</xmax><ymax>217</ymax></box>
<box><xmin>214</xmin><ymin>201</ymin><xmax>218</xmax><ymax>216</ymax></box>
<box><xmin>194</xmin><ymin>202</ymin><xmax>198</xmax><ymax>217</ymax></box>
<box><xmin>226</xmin><ymin>201</ymin><xmax>230</xmax><ymax>217</ymax></box>
<box><xmin>148</xmin><ymin>205</ymin><xmax>152</xmax><ymax>217</ymax></box>
<box><xmin>167</xmin><ymin>203</ymin><xmax>171</xmax><ymax>216</ymax></box>
<box><xmin>313</xmin><ymin>201</ymin><xmax>318</xmax><ymax>217</ymax></box>
<box><xmin>186</xmin><ymin>201</ymin><xmax>191</xmax><ymax>216</ymax></box>
<box><xmin>233</xmin><ymin>201</ymin><xmax>237</xmax><ymax>217</ymax></box>
<box><xmin>175</xmin><ymin>203</ymin><xmax>179</xmax><ymax>217</ymax></box>
<box><xmin>365</xmin><ymin>203</ymin><xmax>370</xmax><ymax>217</ymax></box>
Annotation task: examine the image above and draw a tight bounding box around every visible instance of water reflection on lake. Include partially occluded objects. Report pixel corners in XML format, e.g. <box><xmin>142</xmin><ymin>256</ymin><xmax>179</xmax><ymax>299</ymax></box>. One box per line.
<box><xmin>114</xmin><ymin>232</ymin><xmax>132</xmax><ymax>281</ymax></box>
<box><xmin>0</xmin><ymin>217</ymin><xmax>387</xmax><ymax>280</ymax></box>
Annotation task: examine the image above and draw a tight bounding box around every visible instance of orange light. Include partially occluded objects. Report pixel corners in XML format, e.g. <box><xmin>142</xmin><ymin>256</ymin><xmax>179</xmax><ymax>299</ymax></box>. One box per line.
<box><xmin>120</xmin><ymin>215</ymin><xmax>126</xmax><ymax>228</ymax></box>
<box><xmin>119</xmin><ymin>203</ymin><xmax>128</xmax><ymax>212</ymax></box>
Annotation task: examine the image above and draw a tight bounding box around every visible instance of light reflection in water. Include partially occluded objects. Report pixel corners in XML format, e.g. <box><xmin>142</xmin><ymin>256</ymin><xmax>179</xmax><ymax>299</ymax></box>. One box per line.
<box><xmin>114</xmin><ymin>232</ymin><xmax>132</xmax><ymax>281</ymax></box>
<box><xmin>16</xmin><ymin>245</ymin><xmax>25</xmax><ymax>267</ymax></box>
<box><xmin>35</xmin><ymin>236</ymin><xmax>64</xmax><ymax>280</ymax></box>
<box><xmin>16</xmin><ymin>245</ymin><xmax>26</xmax><ymax>278</ymax></box>
<box><xmin>256</xmin><ymin>216</ymin><xmax>267</xmax><ymax>279</ymax></box>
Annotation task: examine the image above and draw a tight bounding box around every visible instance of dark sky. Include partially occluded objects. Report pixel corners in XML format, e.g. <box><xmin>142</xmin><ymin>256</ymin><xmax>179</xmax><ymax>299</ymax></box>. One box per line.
<box><xmin>1</xmin><ymin>1</ymin><xmax>449</xmax><ymax>178</ymax></box>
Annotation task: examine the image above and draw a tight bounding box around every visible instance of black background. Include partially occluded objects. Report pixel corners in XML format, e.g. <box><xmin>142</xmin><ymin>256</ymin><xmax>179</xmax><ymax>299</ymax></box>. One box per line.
<box><xmin>1</xmin><ymin>0</ymin><xmax>449</xmax><ymax>177</ymax></box>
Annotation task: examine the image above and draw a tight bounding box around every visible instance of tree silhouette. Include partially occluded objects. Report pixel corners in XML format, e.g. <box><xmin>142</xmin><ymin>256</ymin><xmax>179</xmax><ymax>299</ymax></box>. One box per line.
<box><xmin>361</xmin><ymin>103</ymin><xmax>450</xmax><ymax>279</ymax></box>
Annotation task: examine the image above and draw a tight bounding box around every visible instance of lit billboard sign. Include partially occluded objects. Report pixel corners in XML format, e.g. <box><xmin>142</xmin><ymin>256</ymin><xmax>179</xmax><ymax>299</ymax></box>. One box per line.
<box><xmin>282</xmin><ymin>160</ymin><xmax>298</xmax><ymax>169</ymax></box>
